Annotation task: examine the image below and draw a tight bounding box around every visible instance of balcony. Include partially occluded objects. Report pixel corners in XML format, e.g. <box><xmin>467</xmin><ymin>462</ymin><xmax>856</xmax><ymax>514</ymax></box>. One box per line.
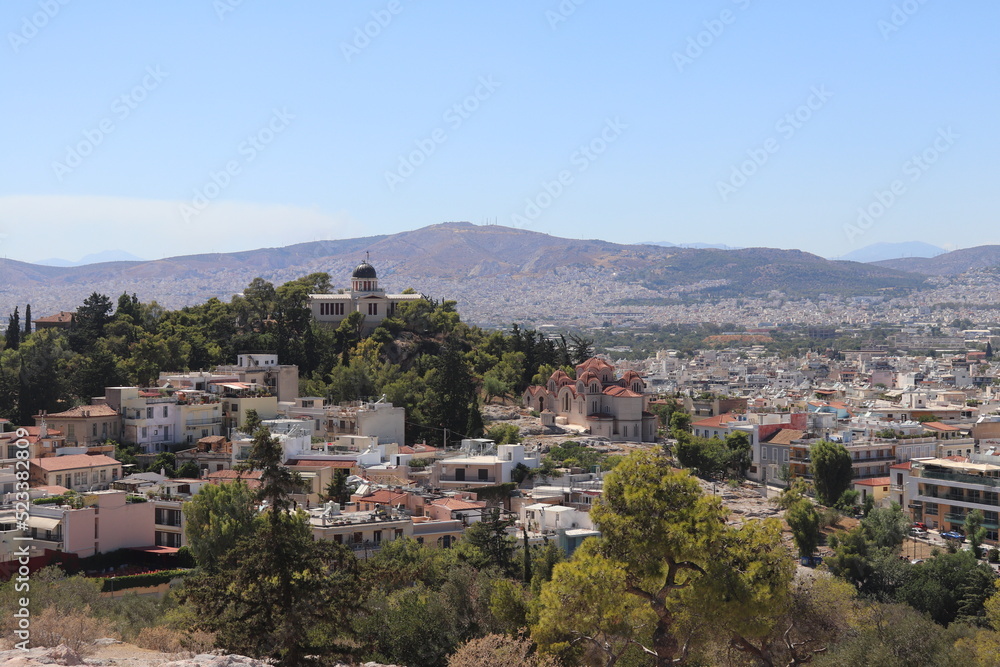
<box><xmin>921</xmin><ymin>470</ymin><xmax>1000</xmax><ymax>489</ymax></box>
<box><xmin>185</xmin><ymin>417</ymin><xmax>222</xmax><ymax>427</ymax></box>
<box><xmin>851</xmin><ymin>455</ymin><xmax>897</xmax><ymax>463</ymax></box>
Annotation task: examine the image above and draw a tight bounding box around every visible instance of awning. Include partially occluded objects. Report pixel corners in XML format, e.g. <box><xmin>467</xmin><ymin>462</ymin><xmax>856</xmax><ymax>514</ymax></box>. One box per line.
<box><xmin>27</xmin><ymin>516</ymin><xmax>62</xmax><ymax>531</ymax></box>
<box><xmin>129</xmin><ymin>545</ymin><xmax>180</xmax><ymax>554</ymax></box>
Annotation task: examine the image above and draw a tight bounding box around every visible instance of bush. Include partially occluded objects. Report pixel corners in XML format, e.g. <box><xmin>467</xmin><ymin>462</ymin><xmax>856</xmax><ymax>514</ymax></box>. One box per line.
<box><xmin>448</xmin><ymin>634</ymin><xmax>560</xmax><ymax>667</ymax></box>
<box><xmin>989</xmin><ymin>547</ymin><xmax>999</xmax><ymax>563</ymax></box>
<box><xmin>101</xmin><ymin>569</ymin><xmax>190</xmax><ymax>593</ymax></box>
<box><xmin>31</xmin><ymin>606</ymin><xmax>117</xmax><ymax>655</ymax></box>
<box><xmin>134</xmin><ymin>625</ymin><xmax>214</xmax><ymax>654</ymax></box>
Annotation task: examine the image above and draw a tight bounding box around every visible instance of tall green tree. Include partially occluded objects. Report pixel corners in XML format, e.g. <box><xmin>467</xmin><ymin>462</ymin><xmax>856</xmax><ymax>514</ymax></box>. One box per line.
<box><xmin>590</xmin><ymin>450</ymin><xmax>727</xmax><ymax>665</ymax></box>
<box><xmin>22</xmin><ymin>304</ymin><xmax>31</xmax><ymax>336</ymax></box>
<box><xmin>810</xmin><ymin>440</ymin><xmax>853</xmax><ymax>506</ymax></box>
<box><xmin>965</xmin><ymin>509</ymin><xmax>988</xmax><ymax>557</ymax></box>
<box><xmin>183</xmin><ymin>480</ymin><xmax>259</xmax><ymax>570</ymax></box>
<box><xmin>786</xmin><ymin>499</ymin><xmax>821</xmax><ymax>558</ymax></box>
<box><xmin>4</xmin><ymin>307</ymin><xmax>19</xmax><ymax>351</ymax></box>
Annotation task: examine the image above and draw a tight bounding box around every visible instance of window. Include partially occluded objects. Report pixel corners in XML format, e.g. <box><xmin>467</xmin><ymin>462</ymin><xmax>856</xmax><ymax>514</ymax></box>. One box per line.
<box><xmin>100</xmin><ymin>470</ymin><xmax>106</xmax><ymax>482</ymax></box>
<box><xmin>68</xmin><ymin>424</ymin><xmax>75</xmax><ymax>439</ymax></box>
<box><xmin>353</xmin><ymin>532</ymin><xmax>363</xmax><ymax>544</ymax></box>
<box><xmin>455</xmin><ymin>468</ymin><xmax>465</xmax><ymax>482</ymax></box>
<box><xmin>334</xmin><ymin>303</ymin><xmax>344</xmax><ymax>316</ymax></box>
<box><xmin>55</xmin><ymin>474</ymin><xmax>62</xmax><ymax>486</ymax></box>
<box><xmin>333</xmin><ymin>534</ymin><xmax>343</xmax><ymax>543</ymax></box>
<box><xmin>762</xmin><ymin>448</ymin><xmax>767</xmax><ymax>461</ymax></box>
<box><xmin>373</xmin><ymin>530</ymin><xmax>382</xmax><ymax>544</ymax></box>
<box><xmin>142</xmin><ymin>426</ymin><xmax>148</xmax><ymax>439</ymax></box>
<box><xmin>478</xmin><ymin>468</ymin><xmax>489</xmax><ymax>481</ymax></box>
<box><xmin>368</xmin><ymin>303</ymin><xmax>378</xmax><ymax>316</ymax></box>
<box><xmin>92</xmin><ymin>423</ymin><xmax>97</xmax><ymax>437</ymax></box>
<box><xmin>163</xmin><ymin>406</ymin><xmax>169</xmax><ymax>418</ymax></box>
<box><xmin>147</xmin><ymin>407</ymin><xmax>153</xmax><ymax>419</ymax></box>
<box><xmin>783</xmin><ymin>450</ymin><xmax>789</xmax><ymax>462</ymax></box>
<box><xmin>925</xmin><ymin>502</ymin><xmax>938</xmax><ymax>516</ymax></box>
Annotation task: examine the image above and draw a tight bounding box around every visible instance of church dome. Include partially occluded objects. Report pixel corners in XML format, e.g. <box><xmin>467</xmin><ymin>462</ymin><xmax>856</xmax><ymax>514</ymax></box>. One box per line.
<box><xmin>352</xmin><ymin>260</ymin><xmax>377</xmax><ymax>279</ymax></box>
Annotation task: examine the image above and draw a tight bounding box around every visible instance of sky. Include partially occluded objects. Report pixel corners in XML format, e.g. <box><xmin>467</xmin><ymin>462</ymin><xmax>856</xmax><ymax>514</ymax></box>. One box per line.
<box><xmin>1</xmin><ymin>1</ymin><xmax>997</xmax><ymax>263</ymax></box>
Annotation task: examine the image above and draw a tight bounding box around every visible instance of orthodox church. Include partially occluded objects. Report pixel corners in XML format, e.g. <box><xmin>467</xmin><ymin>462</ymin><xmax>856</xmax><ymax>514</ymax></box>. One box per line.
<box><xmin>522</xmin><ymin>357</ymin><xmax>657</xmax><ymax>442</ymax></box>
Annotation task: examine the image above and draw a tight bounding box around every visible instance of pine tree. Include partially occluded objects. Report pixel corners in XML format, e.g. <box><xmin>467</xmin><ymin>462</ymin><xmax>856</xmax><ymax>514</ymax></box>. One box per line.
<box><xmin>4</xmin><ymin>307</ymin><xmax>19</xmax><ymax>350</ymax></box>
<box><xmin>22</xmin><ymin>304</ymin><xmax>30</xmax><ymax>336</ymax></box>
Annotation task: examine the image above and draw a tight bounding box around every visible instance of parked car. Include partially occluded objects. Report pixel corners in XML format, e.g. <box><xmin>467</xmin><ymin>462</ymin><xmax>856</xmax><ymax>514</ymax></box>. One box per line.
<box><xmin>910</xmin><ymin>527</ymin><xmax>928</xmax><ymax>538</ymax></box>
<box><xmin>941</xmin><ymin>531</ymin><xmax>965</xmax><ymax>542</ymax></box>
<box><xmin>913</xmin><ymin>522</ymin><xmax>927</xmax><ymax>531</ymax></box>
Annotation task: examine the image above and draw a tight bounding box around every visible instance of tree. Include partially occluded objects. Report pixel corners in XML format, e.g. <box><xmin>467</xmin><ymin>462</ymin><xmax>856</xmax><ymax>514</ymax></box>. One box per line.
<box><xmin>23</xmin><ymin>304</ymin><xmax>31</xmax><ymax>336</ymax></box>
<box><xmin>533</xmin><ymin>539</ymin><xmax>656</xmax><ymax>666</ymax></box>
<box><xmin>176</xmin><ymin>461</ymin><xmax>201</xmax><ymax>479</ymax></box>
<box><xmin>863</xmin><ymin>505</ymin><xmax>909</xmax><ymax>550</ymax></box>
<box><xmin>184</xmin><ymin>417</ymin><xmax>360</xmax><ymax>664</ymax></box>
<box><xmin>183</xmin><ymin>480</ymin><xmax>259</xmax><ymax>570</ymax></box>
<box><xmin>590</xmin><ymin>450</ymin><xmax>727</xmax><ymax>665</ymax></box>
<box><xmin>965</xmin><ymin>509</ymin><xmax>988</xmax><ymax>557</ymax></box>
<box><xmin>463</xmin><ymin>508</ymin><xmax>516</xmax><ymax>574</ymax></box>
<box><xmin>669</xmin><ymin>411</ymin><xmax>691</xmax><ymax>436</ymax></box>
<box><xmin>4</xmin><ymin>307</ymin><xmax>19</xmax><ymax>350</ymax></box>
<box><xmin>786</xmin><ymin>499</ymin><xmax>820</xmax><ymax>558</ymax></box>
<box><xmin>324</xmin><ymin>468</ymin><xmax>352</xmax><ymax>505</ymax></box>
<box><xmin>724</xmin><ymin>431</ymin><xmax>752</xmax><ymax>478</ymax></box>
<box><xmin>71</xmin><ymin>292</ymin><xmax>114</xmax><ymax>352</ymax></box>
<box><xmin>182</xmin><ymin>512</ymin><xmax>360</xmax><ymax>664</ymax></box>
<box><xmin>810</xmin><ymin>441</ymin><xmax>853</xmax><ymax>506</ymax></box>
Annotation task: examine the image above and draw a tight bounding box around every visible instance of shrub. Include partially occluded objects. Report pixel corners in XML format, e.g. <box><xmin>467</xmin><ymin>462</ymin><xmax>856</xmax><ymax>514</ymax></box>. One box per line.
<box><xmin>448</xmin><ymin>634</ymin><xmax>560</xmax><ymax>667</ymax></box>
<box><xmin>989</xmin><ymin>547</ymin><xmax>999</xmax><ymax>563</ymax></box>
<box><xmin>134</xmin><ymin>625</ymin><xmax>212</xmax><ymax>654</ymax></box>
<box><xmin>101</xmin><ymin>569</ymin><xmax>190</xmax><ymax>593</ymax></box>
<box><xmin>31</xmin><ymin>606</ymin><xmax>117</xmax><ymax>655</ymax></box>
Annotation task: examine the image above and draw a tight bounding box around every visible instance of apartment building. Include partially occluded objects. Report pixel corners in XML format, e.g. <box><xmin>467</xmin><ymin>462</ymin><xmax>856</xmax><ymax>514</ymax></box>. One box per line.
<box><xmin>28</xmin><ymin>454</ymin><xmax>122</xmax><ymax>492</ymax></box>
<box><xmin>904</xmin><ymin>457</ymin><xmax>1000</xmax><ymax>544</ymax></box>
<box><xmin>34</xmin><ymin>405</ymin><xmax>120</xmax><ymax>446</ymax></box>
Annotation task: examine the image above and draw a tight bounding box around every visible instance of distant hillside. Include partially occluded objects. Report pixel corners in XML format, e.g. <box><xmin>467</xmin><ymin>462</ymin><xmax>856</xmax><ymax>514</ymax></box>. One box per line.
<box><xmin>837</xmin><ymin>241</ymin><xmax>945</xmax><ymax>263</ymax></box>
<box><xmin>36</xmin><ymin>249</ymin><xmax>147</xmax><ymax>267</ymax></box>
<box><xmin>625</xmin><ymin>246</ymin><xmax>925</xmax><ymax>298</ymax></box>
<box><xmin>0</xmin><ymin>222</ymin><xmax>928</xmax><ymax>326</ymax></box>
<box><xmin>874</xmin><ymin>245</ymin><xmax>1000</xmax><ymax>275</ymax></box>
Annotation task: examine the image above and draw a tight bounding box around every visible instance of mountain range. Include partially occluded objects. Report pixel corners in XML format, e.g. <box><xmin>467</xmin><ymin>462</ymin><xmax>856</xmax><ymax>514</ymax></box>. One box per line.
<box><xmin>1</xmin><ymin>222</ymin><xmax>997</xmax><ymax>326</ymax></box>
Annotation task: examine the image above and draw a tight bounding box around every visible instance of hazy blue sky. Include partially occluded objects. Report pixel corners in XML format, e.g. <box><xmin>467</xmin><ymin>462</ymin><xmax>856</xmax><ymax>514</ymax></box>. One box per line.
<box><xmin>1</xmin><ymin>1</ymin><xmax>997</xmax><ymax>263</ymax></box>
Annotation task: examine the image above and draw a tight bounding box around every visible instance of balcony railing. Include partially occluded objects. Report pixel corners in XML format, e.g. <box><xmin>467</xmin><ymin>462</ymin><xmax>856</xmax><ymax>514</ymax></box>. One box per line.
<box><xmin>922</xmin><ymin>470</ymin><xmax>1000</xmax><ymax>489</ymax></box>
<box><xmin>185</xmin><ymin>417</ymin><xmax>222</xmax><ymax>426</ymax></box>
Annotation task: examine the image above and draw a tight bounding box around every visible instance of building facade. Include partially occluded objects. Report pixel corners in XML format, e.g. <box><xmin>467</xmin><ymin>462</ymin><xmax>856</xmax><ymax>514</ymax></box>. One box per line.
<box><xmin>522</xmin><ymin>358</ymin><xmax>656</xmax><ymax>442</ymax></box>
<box><xmin>308</xmin><ymin>259</ymin><xmax>424</xmax><ymax>334</ymax></box>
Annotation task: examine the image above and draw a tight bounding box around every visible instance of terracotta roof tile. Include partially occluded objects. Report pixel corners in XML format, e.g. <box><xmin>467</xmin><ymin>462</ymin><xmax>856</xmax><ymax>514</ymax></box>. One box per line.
<box><xmin>29</xmin><ymin>454</ymin><xmax>121</xmax><ymax>471</ymax></box>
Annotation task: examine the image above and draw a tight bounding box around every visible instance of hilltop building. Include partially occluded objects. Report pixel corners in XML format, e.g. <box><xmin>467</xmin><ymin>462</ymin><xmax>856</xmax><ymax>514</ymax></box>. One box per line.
<box><xmin>308</xmin><ymin>259</ymin><xmax>423</xmax><ymax>334</ymax></box>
